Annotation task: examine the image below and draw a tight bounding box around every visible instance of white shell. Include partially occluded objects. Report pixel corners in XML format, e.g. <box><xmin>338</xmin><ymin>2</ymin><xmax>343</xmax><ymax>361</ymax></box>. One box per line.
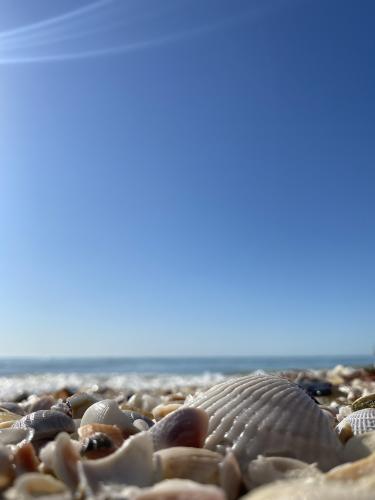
<box><xmin>79</xmin><ymin>431</ymin><xmax>154</xmax><ymax>494</ymax></box>
<box><xmin>39</xmin><ymin>432</ymin><xmax>80</xmax><ymax>491</ymax></box>
<box><xmin>80</xmin><ymin>399</ymin><xmax>138</xmax><ymax>434</ymax></box>
<box><xmin>4</xmin><ymin>472</ymin><xmax>69</xmax><ymax>499</ymax></box>
<box><xmin>240</xmin><ymin>477</ymin><xmax>375</xmax><ymax>500</ymax></box>
<box><xmin>244</xmin><ymin>455</ymin><xmax>321</xmax><ymax>490</ymax></box>
<box><xmin>336</xmin><ymin>408</ymin><xmax>375</xmax><ymax>436</ymax></box>
<box><xmin>187</xmin><ymin>374</ymin><xmax>342</xmax><ymax>471</ymax></box>
<box><xmin>118</xmin><ymin>479</ymin><xmax>226</xmax><ymax>500</ymax></box>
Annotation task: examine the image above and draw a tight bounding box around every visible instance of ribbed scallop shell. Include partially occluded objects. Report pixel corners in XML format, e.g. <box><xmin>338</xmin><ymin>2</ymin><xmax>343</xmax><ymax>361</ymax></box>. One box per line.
<box><xmin>187</xmin><ymin>374</ymin><xmax>342</xmax><ymax>471</ymax></box>
<box><xmin>337</xmin><ymin>408</ymin><xmax>375</xmax><ymax>436</ymax></box>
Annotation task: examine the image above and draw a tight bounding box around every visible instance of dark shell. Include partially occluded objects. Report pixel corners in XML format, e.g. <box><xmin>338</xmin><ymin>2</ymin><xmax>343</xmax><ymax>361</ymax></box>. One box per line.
<box><xmin>12</xmin><ymin>410</ymin><xmax>75</xmax><ymax>441</ymax></box>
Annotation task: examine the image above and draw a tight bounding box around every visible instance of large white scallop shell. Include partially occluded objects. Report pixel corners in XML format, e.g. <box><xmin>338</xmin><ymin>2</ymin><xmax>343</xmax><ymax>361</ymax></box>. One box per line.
<box><xmin>187</xmin><ymin>374</ymin><xmax>342</xmax><ymax>471</ymax></box>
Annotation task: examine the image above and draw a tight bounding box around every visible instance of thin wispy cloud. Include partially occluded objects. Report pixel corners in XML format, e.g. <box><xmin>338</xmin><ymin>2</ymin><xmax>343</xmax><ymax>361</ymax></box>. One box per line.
<box><xmin>0</xmin><ymin>0</ymin><xmax>286</xmax><ymax>64</ymax></box>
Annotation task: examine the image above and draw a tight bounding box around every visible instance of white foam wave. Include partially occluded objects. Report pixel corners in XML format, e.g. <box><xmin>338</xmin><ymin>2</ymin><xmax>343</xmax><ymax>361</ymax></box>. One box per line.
<box><xmin>0</xmin><ymin>371</ymin><xmax>229</xmax><ymax>401</ymax></box>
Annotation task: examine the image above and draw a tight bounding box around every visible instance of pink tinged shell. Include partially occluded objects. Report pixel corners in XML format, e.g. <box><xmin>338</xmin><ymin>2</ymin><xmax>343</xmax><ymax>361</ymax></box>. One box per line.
<box><xmin>187</xmin><ymin>374</ymin><xmax>342</xmax><ymax>472</ymax></box>
<box><xmin>150</xmin><ymin>408</ymin><xmax>209</xmax><ymax>451</ymax></box>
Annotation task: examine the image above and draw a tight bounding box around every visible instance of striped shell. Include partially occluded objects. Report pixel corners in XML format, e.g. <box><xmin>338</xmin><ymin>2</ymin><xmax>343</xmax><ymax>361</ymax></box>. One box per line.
<box><xmin>12</xmin><ymin>410</ymin><xmax>75</xmax><ymax>441</ymax></box>
<box><xmin>337</xmin><ymin>408</ymin><xmax>375</xmax><ymax>436</ymax></box>
<box><xmin>187</xmin><ymin>374</ymin><xmax>342</xmax><ymax>471</ymax></box>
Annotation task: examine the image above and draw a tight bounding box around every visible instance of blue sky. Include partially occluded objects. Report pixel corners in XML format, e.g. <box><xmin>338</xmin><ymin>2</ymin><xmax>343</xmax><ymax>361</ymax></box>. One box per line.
<box><xmin>0</xmin><ymin>0</ymin><xmax>374</xmax><ymax>356</ymax></box>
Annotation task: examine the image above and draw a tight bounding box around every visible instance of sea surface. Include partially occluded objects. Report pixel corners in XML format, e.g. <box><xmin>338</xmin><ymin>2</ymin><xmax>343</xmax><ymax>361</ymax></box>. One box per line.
<box><xmin>0</xmin><ymin>355</ymin><xmax>373</xmax><ymax>400</ymax></box>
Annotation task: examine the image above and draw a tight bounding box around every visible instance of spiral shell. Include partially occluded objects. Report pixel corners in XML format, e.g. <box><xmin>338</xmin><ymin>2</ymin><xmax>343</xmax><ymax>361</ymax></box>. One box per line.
<box><xmin>12</xmin><ymin>410</ymin><xmax>75</xmax><ymax>441</ymax></box>
<box><xmin>187</xmin><ymin>374</ymin><xmax>342</xmax><ymax>471</ymax></box>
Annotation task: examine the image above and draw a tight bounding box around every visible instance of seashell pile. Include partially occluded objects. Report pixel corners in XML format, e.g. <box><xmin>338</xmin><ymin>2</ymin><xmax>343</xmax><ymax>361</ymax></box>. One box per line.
<box><xmin>2</xmin><ymin>366</ymin><xmax>375</xmax><ymax>498</ymax></box>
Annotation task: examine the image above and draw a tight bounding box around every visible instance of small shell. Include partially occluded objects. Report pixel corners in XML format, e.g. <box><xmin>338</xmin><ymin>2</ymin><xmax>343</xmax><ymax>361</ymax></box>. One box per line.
<box><xmin>78</xmin><ymin>423</ymin><xmax>124</xmax><ymax>448</ymax></box>
<box><xmin>0</xmin><ymin>403</ymin><xmax>25</xmax><ymax>416</ymax></box>
<box><xmin>13</xmin><ymin>443</ymin><xmax>40</xmax><ymax>475</ymax></box>
<box><xmin>12</xmin><ymin>410</ymin><xmax>75</xmax><ymax>441</ymax></box>
<box><xmin>153</xmin><ymin>403</ymin><xmax>182</xmax><ymax>421</ymax></box>
<box><xmin>67</xmin><ymin>392</ymin><xmax>99</xmax><ymax>419</ymax></box>
<box><xmin>150</xmin><ymin>407</ymin><xmax>209</xmax><ymax>451</ymax></box>
<box><xmin>0</xmin><ymin>410</ymin><xmax>21</xmax><ymax>425</ymax></box>
<box><xmin>5</xmin><ymin>472</ymin><xmax>69</xmax><ymax>499</ymax></box>
<box><xmin>81</xmin><ymin>432</ymin><xmax>116</xmax><ymax>459</ymax></box>
<box><xmin>187</xmin><ymin>374</ymin><xmax>342</xmax><ymax>472</ymax></box>
<box><xmin>0</xmin><ymin>447</ymin><xmax>15</xmax><ymax>491</ymax></box>
<box><xmin>0</xmin><ymin>428</ymin><xmax>34</xmax><ymax>446</ymax></box>
<box><xmin>133</xmin><ymin>419</ymin><xmax>150</xmax><ymax>431</ymax></box>
<box><xmin>39</xmin><ymin>432</ymin><xmax>80</xmax><ymax>491</ymax></box>
<box><xmin>127</xmin><ymin>393</ymin><xmax>159</xmax><ymax>413</ymax></box>
<box><xmin>119</xmin><ymin>479</ymin><xmax>226</xmax><ymax>500</ymax></box>
<box><xmin>80</xmin><ymin>399</ymin><xmax>139</xmax><ymax>436</ymax></box>
<box><xmin>341</xmin><ymin>431</ymin><xmax>375</xmax><ymax>462</ymax></box>
<box><xmin>352</xmin><ymin>393</ymin><xmax>375</xmax><ymax>412</ymax></box>
<box><xmin>327</xmin><ymin>451</ymin><xmax>375</xmax><ymax>481</ymax></box>
<box><xmin>79</xmin><ymin>431</ymin><xmax>154</xmax><ymax>493</ymax></box>
<box><xmin>244</xmin><ymin>455</ymin><xmax>322</xmax><ymax>490</ymax></box>
<box><xmin>240</xmin><ymin>477</ymin><xmax>375</xmax><ymax>500</ymax></box>
<box><xmin>154</xmin><ymin>447</ymin><xmax>241</xmax><ymax>500</ymax></box>
<box><xmin>336</xmin><ymin>408</ymin><xmax>375</xmax><ymax>436</ymax></box>
<box><xmin>25</xmin><ymin>395</ymin><xmax>55</xmax><ymax>413</ymax></box>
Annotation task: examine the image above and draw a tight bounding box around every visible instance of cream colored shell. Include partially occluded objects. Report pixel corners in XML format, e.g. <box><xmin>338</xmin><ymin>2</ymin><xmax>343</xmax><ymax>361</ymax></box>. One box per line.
<box><xmin>187</xmin><ymin>374</ymin><xmax>342</xmax><ymax>471</ymax></box>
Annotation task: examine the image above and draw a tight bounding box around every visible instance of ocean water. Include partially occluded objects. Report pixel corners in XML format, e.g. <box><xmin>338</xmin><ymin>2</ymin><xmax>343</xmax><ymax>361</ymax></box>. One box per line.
<box><xmin>0</xmin><ymin>355</ymin><xmax>373</xmax><ymax>400</ymax></box>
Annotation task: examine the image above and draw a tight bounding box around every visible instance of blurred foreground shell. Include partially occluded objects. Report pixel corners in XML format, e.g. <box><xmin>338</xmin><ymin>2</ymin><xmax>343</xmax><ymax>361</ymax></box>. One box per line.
<box><xmin>244</xmin><ymin>455</ymin><xmax>322</xmax><ymax>490</ymax></box>
<box><xmin>187</xmin><ymin>374</ymin><xmax>342</xmax><ymax>471</ymax></box>
<box><xmin>240</xmin><ymin>476</ymin><xmax>375</xmax><ymax>500</ymax></box>
<box><xmin>5</xmin><ymin>472</ymin><xmax>69</xmax><ymax>500</ymax></box>
<box><xmin>79</xmin><ymin>431</ymin><xmax>154</xmax><ymax>493</ymax></box>
<box><xmin>118</xmin><ymin>479</ymin><xmax>226</xmax><ymax>500</ymax></box>
<box><xmin>154</xmin><ymin>447</ymin><xmax>241</xmax><ymax>500</ymax></box>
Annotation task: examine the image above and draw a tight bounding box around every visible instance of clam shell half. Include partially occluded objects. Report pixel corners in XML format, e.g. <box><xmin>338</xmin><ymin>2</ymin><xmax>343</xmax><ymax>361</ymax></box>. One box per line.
<box><xmin>187</xmin><ymin>374</ymin><xmax>342</xmax><ymax>471</ymax></box>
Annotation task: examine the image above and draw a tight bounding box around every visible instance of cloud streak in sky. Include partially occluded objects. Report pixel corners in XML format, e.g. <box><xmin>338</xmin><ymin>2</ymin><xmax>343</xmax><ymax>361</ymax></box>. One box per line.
<box><xmin>0</xmin><ymin>0</ymin><xmax>290</xmax><ymax>64</ymax></box>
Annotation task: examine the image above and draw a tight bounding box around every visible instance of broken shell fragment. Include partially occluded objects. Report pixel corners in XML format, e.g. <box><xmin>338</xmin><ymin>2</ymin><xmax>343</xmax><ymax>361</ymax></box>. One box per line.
<box><xmin>244</xmin><ymin>455</ymin><xmax>322</xmax><ymax>490</ymax></box>
<box><xmin>240</xmin><ymin>477</ymin><xmax>375</xmax><ymax>500</ymax></box>
<box><xmin>39</xmin><ymin>432</ymin><xmax>80</xmax><ymax>492</ymax></box>
<box><xmin>187</xmin><ymin>374</ymin><xmax>342</xmax><ymax>471</ymax></box>
<box><xmin>0</xmin><ymin>428</ymin><xmax>34</xmax><ymax>446</ymax></box>
<box><xmin>154</xmin><ymin>447</ymin><xmax>241</xmax><ymax>500</ymax></box>
<box><xmin>352</xmin><ymin>393</ymin><xmax>375</xmax><ymax>412</ymax></box>
<box><xmin>153</xmin><ymin>403</ymin><xmax>183</xmax><ymax>421</ymax></box>
<box><xmin>13</xmin><ymin>443</ymin><xmax>40</xmax><ymax>475</ymax></box>
<box><xmin>341</xmin><ymin>431</ymin><xmax>375</xmax><ymax>462</ymax></box>
<box><xmin>5</xmin><ymin>472</ymin><xmax>69</xmax><ymax>499</ymax></box>
<box><xmin>150</xmin><ymin>407</ymin><xmax>209</xmax><ymax>451</ymax></box>
<box><xmin>67</xmin><ymin>392</ymin><xmax>99</xmax><ymax>419</ymax></box>
<box><xmin>79</xmin><ymin>431</ymin><xmax>154</xmax><ymax>493</ymax></box>
<box><xmin>78</xmin><ymin>423</ymin><xmax>124</xmax><ymax>448</ymax></box>
<box><xmin>0</xmin><ymin>447</ymin><xmax>14</xmax><ymax>491</ymax></box>
<box><xmin>0</xmin><ymin>403</ymin><xmax>25</xmax><ymax>417</ymax></box>
<box><xmin>326</xmin><ymin>451</ymin><xmax>375</xmax><ymax>481</ymax></box>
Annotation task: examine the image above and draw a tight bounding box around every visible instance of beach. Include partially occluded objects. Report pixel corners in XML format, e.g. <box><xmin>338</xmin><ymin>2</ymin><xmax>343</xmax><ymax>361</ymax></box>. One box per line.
<box><xmin>1</xmin><ymin>359</ymin><xmax>375</xmax><ymax>498</ymax></box>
